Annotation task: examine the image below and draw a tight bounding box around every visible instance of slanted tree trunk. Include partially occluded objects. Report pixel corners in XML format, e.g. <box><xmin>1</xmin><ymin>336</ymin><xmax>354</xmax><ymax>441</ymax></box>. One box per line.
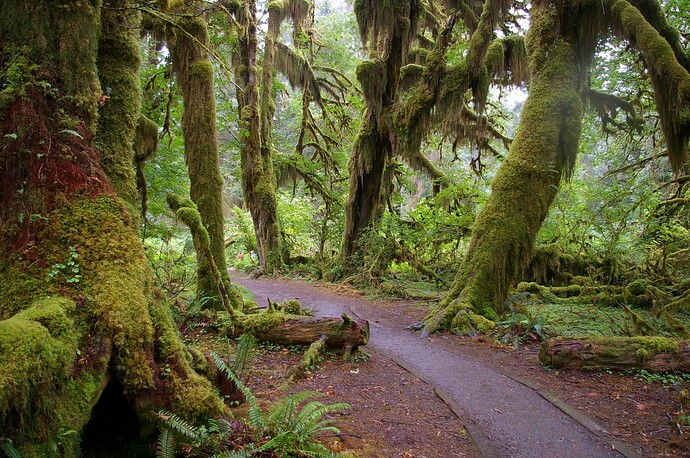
<box><xmin>422</xmin><ymin>0</ymin><xmax>586</xmax><ymax>335</ymax></box>
<box><xmin>0</xmin><ymin>2</ymin><xmax>224</xmax><ymax>454</ymax></box>
<box><xmin>170</xmin><ymin>13</ymin><xmax>240</xmax><ymax>309</ymax></box>
<box><xmin>540</xmin><ymin>336</ymin><xmax>690</xmax><ymax>372</ymax></box>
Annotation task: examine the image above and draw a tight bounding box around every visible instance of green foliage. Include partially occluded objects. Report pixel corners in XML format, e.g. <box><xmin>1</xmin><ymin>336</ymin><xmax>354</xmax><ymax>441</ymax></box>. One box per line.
<box><xmin>0</xmin><ymin>439</ymin><xmax>21</xmax><ymax>458</ymax></box>
<box><xmin>261</xmin><ymin>391</ymin><xmax>349</xmax><ymax>457</ymax></box>
<box><xmin>497</xmin><ymin>307</ymin><xmax>550</xmax><ymax>347</ymax></box>
<box><xmin>46</xmin><ymin>246</ymin><xmax>82</xmax><ymax>285</ymax></box>
<box><xmin>154</xmin><ymin>409</ymin><xmax>233</xmax><ymax>457</ymax></box>
<box><xmin>212</xmin><ymin>353</ymin><xmax>265</xmax><ymax>430</ymax></box>
<box><xmin>209</xmin><ymin>354</ymin><xmax>348</xmax><ymax>457</ymax></box>
<box><xmin>626</xmin><ymin>368</ymin><xmax>690</xmax><ymax>385</ymax></box>
<box><xmin>144</xmin><ymin>236</ymin><xmax>196</xmax><ymax>301</ymax></box>
<box><xmin>230</xmin><ymin>334</ymin><xmax>257</xmax><ymax>381</ymax></box>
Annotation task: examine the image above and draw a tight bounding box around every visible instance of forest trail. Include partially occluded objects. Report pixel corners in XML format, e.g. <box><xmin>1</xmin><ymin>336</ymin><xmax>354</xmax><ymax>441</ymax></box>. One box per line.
<box><xmin>236</xmin><ymin>275</ymin><xmax>636</xmax><ymax>458</ymax></box>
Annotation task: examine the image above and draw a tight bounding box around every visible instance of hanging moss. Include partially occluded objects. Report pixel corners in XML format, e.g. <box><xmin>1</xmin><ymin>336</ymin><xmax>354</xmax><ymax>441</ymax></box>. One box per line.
<box><xmin>608</xmin><ymin>0</ymin><xmax>690</xmax><ymax>171</ymax></box>
<box><xmin>134</xmin><ymin>115</ymin><xmax>158</xmax><ymax>218</ymax></box>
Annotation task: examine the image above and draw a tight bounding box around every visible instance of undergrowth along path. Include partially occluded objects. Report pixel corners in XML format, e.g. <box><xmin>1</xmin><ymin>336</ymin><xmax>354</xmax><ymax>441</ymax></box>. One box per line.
<box><xmin>236</xmin><ymin>275</ymin><xmax>637</xmax><ymax>458</ymax></box>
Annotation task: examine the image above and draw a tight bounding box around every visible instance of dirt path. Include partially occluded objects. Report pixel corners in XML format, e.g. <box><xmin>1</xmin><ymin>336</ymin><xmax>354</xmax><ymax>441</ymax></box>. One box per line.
<box><xmin>236</xmin><ymin>276</ymin><xmax>637</xmax><ymax>458</ymax></box>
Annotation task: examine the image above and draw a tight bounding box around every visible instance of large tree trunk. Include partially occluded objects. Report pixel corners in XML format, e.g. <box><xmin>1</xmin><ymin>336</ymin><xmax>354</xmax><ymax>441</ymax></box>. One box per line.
<box><xmin>171</xmin><ymin>13</ymin><xmax>241</xmax><ymax>310</ymax></box>
<box><xmin>0</xmin><ymin>2</ymin><xmax>224</xmax><ymax>454</ymax></box>
<box><xmin>342</xmin><ymin>109</ymin><xmax>391</xmax><ymax>269</ymax></box>
<box><xmin>540</xmin><ymin>336</ymin><xmax>690</xmax><ymax>372</ymax></box>
<box><xmin>341</xmin><ymin>2</ymin><xmax>419</xmax><ymax>273</ymax></box>
<box><xmin>232</xmin><ymin>0</ymin><xmax>284</xmax><ymax>275</ymax></box>
<box><xmin>95</xmin><ymin>0</ymin><xmax>141</xmax><ymax>217</ymax></box>
<box><xmin>422</xmin><ymin>0</ymin><xmax>585</xmax><ymax>335</ymax></box>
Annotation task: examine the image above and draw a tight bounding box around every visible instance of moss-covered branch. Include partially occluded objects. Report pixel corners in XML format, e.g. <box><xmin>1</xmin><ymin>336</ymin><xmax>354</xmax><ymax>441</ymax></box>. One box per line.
<box><xmin>607</xmin><ymin>0</ymin><xmax>690</xmax><ymax>170</ymax></box>
<box><xmin>167</xmin><ymin>194</ymin><xmax>242</xmax><ymax>313</ymax></box>
<box><xmin>421</xmin><ymin>0</ymin><xmax>585</xmax><ymax>336</ymax></box>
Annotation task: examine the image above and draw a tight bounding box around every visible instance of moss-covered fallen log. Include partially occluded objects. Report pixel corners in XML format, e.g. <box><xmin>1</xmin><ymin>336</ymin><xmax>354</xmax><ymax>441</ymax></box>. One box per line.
<box><xmin>539</xmin><ymin>336</ymin><xmax>690</xmax><ymax>372</ymax></box>
<box><xmin>222</xmin><ymin>313</ymin><xmax>369</xmax><ymax>350</ymax></box>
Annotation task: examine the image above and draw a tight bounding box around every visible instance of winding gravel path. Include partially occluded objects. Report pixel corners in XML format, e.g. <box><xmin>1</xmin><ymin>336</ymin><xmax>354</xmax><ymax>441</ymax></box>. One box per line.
<box><xmin>236</xmin><ymin>275</ymin><xmax>636</xmax><ymax>458</ymax></box>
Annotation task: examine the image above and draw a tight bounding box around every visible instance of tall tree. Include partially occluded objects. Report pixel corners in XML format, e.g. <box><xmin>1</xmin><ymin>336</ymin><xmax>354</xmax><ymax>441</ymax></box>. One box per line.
<box><xmin>0</xmin><ymin>1</ymin><xmax>224</xmax><ymax>453</ymax></box>
<box><xmin>226</xmin><ymin>0</ymin><xmax>316</xmax><ymax>274</ymax></box>
<box><xmin>341</xmin><ymin>1</ymin><xmax>423</xmax><ymax>271</ymax></box>
<box><xmin>169</xmin><ymin>9</ymin><xmax>243</xmax><ymax>309</ymax></box>
<box><xmin>421</xmin><ymin>0</ymin><xmax>690</xmax><ymax>334</ymax></box>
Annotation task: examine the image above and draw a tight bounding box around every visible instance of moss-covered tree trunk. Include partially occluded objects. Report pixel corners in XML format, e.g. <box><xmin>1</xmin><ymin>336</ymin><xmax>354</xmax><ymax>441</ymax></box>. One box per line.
<box><xmin>170</xmin><ymin>15</ymin><xmax>240</xmax><ymax>309</ymax></box>
<box><xmin>0</xmin><ymin>1</ymin><xmax>224</xmax><ymax>454</ymax></box>
<box><xmin>422</xmin><ymin>0</ymin><xmax>585</xmax><ymax>335</ymax></box>
<box><xmin>342</xmin><ymin>110</ymin><xmax>392</xmax><ymax>267</ymax></box>
<box><xmin>342</xmin><ymin>1</ymin><xmax>420</xmax><ymax>272</ymax></box>
<box><xmin>231</xmin><ymin>0</ymin><xmax>284</xmax><ymax>275</ymax></box>
<box><xmin>95</xmin><ymin>0</ymin><xmax>141</xmax><ymax>218</ymax></box>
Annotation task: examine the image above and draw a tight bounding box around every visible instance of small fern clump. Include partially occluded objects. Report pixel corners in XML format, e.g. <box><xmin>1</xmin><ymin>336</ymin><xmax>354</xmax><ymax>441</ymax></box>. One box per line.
<box><xmin>155</xmin><ymin>353</ymin><xmax>350</xmax><ymax>457</ymax></box>
<box><xmin>1</xmin><ymin>439</ymin><xmax>21</xmax><ymax>458</ymax></box>
<box><xmin>262</xmin><ymin>391</ymin><xmax>350</xmax><ymax>457</ymax></box>
<box><xmin>154</xmin><ymin>409</ymin><xmax>236</xmax><ymax>457</ymax></box>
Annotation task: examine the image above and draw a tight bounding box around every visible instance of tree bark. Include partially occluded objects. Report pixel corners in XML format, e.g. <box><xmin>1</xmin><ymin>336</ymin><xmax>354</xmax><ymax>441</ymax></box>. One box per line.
<box><xmin>230</xmin><ymin>314</ymin><xmax>369</xmax><ymax>349</ymax></box>
<box><xmin>540</xmin><ymin>336</ymin><xmax>690</xmax><ymax>372</ymax></box>
<box><xmin>95</xmin><ymin>0</ymin><xmax>141</xmax><ymax>217</ymax></box>
<box><xmin>0</xmin><ymin>2</ymin><xmax>225</xmax><ymax>454</ymax></box>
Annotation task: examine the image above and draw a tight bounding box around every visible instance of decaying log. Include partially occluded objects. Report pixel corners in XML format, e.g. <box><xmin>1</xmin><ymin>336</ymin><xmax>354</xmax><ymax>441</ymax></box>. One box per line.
<box><xmin>539</xmin><ymin>336</ymin><xmax>690</xmax><ymax>372</ymax></box>
<box><xmin>227</xmin><ymin>313</ymin><xmax>369</xmax><ymax>350</ymax></box>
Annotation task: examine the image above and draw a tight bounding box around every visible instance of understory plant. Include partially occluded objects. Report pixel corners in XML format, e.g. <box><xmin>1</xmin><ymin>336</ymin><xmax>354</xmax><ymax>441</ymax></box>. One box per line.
<box><xmin>154</xmin><ymin>354</ymin><xmax>350</xmax><ymax>457</ymax></box>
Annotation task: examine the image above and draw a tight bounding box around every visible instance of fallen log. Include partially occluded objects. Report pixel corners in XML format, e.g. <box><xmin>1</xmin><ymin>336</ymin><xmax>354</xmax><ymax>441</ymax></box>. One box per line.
<box><xmin>539</xmin><ymin>336</ymin><xmax>690</xmax><ymax>372</ymax></box>
<box><xmin>222</xmin><ymin>312</ymin><xmax>369</xmax><ymax>350</ymax></box>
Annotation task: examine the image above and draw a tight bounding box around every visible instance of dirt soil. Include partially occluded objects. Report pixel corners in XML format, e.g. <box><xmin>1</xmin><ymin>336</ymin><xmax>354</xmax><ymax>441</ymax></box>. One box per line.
<box><xmin>222</xmin><ymin>275</ymin><xmax>690</xmax><ymax>458</ymax></box>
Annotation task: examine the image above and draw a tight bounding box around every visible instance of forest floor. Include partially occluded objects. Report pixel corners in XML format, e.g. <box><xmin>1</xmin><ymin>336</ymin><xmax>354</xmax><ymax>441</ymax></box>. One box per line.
<box><xmin>189</xmin><ymin>274</ymin><xmax>690</xmax><ymax>457</ymax></box>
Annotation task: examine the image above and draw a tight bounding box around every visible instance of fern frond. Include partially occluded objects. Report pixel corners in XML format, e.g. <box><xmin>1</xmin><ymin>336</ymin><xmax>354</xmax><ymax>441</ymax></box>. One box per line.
<box><xmin>155</xmin><ymin>410</ymin><xmax>201</xmax><ymax>441</ymax></box>
<box><xmin>1</xmin><ymin>439</ymin><xmax>21</xmax><ymax>458</ymax></box>
<box><xmin>212</xmin><ymin>353</ymin><xmax>265</xmax><ymax>430</ymax></box>
<box><xmin>232</xmin><ymin>333</ymin><xmax>257</xmax><ymax>378</ymax></box>
<box><xmin>259</xmin><ymin>431</ymin><xmax>299</xmax><ymax>452</ymax></box>
<box><xmin>266</xmin><ymin>390</ymin><xmax>323</xmax><ymax>433</ymax></box>
<box><xmin>156</xmin><ymin>429</ymin><xmax>176</xmax><ymax>458</ymax></box>
<box><xmin>293</xmin><ymin>401</ymin><xmax>347</xmax><ymax>437</ymax></box>
<box><xmin>211</xmin><ymin>451</ymin><xmax>252</xmax><ymax>458</ymax></box>
<box><xmin>299</xmin><ymin>440</ymin><xmax>337</xmax><ymax>458</ymax></box>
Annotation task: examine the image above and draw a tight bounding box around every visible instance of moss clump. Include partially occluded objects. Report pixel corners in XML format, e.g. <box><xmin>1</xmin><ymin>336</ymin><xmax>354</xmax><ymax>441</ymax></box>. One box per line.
<box><xmin>625</xmin><ymin>279</ymin><xmax>648</xmax><ymax>297</ymax></box>
<box><xmin>630</xmin><ymin>336</ymin><xmax>679</xmax><ymax>354</ymax></box>
<box><xmin>168</xmin><ymin>372</ymin><xmax>226</xmax><ymax>422</ymax></box>
<box><xmin>0</xmin><ymin>298</ymin><xmax>78</xmax><ymax>420</ymax></box>
<box><xmin>237</xmin><ymin>312</ymin><xmax>288</xmax><ymax>333</ymax></box>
